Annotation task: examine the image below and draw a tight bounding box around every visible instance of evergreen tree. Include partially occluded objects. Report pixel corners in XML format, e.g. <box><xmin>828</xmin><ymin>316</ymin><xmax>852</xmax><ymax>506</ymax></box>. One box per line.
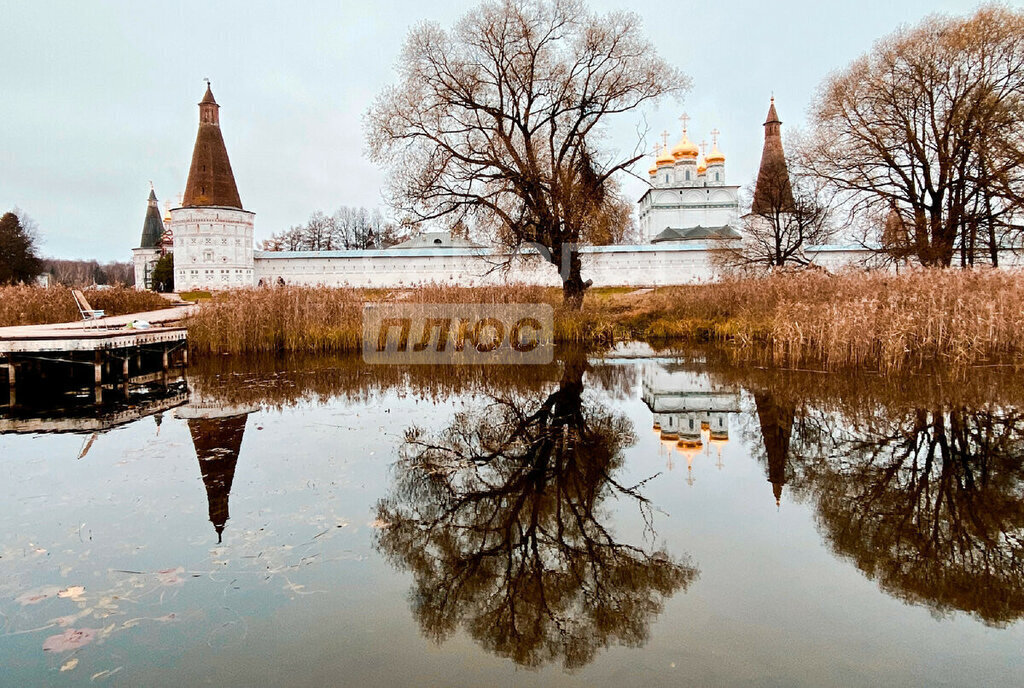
<box><xmin>0</xmin><ymin>211</ymin><xmax>43</xmax><ymax>285</ymax></box>
<box><xmin>150</xmin><ymin>253</ymin><xmax>174</xmax><ymax>292</ymax></box>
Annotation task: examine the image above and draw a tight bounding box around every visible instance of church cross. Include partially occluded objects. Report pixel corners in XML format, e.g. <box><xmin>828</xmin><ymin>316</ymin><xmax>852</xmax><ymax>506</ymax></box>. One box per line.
<box><xmin>679</xmin><ymin>112</ymin><xmax>690</xmax><ymax>135</ymax></box>
<box><xmin>710</xmin><ymin>128</ymin><xmax>720</xmax><ymax>146</ymax></box>
<box><xmin>660</xmin><ymin>130</ymin><xmax>669</xmax><ymax>148</ymax></box>
<box><xmin>700</xmin><ymin>140</ymin><xmax>707</xmax><ymax>156</ymax></box>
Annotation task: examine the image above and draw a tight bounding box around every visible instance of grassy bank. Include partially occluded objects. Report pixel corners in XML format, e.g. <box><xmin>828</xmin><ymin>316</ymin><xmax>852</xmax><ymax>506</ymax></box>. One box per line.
<box><xmin>0</xmin><ymin>285</ymin><xmax>171</xmax><ymax>327</ymax></box>
<box><xmin>184</xmin><ymin>270</ymin><xmax>1024</xmax><ymax>371</ymax></box>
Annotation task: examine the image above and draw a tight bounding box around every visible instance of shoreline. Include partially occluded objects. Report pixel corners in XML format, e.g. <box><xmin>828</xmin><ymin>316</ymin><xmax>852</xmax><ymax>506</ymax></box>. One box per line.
<box><xmin>181</xmin><ymin>269</ymin><xmax>1024</xmax><ymax>372</ymax></box>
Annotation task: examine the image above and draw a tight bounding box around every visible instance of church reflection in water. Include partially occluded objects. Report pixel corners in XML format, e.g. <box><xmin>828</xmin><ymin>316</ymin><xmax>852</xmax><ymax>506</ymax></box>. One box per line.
<box><xmin>643</xmin><ymin>362</ymin><xmax>739</xmax><ymax>486</ymax></box>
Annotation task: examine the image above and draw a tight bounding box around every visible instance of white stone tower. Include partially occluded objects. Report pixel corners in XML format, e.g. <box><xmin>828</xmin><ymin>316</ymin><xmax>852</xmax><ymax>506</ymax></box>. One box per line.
<box><xmin>170</xmin><ymin>83</ymin><xmax>255</xmax><ymax>291</ymax></box>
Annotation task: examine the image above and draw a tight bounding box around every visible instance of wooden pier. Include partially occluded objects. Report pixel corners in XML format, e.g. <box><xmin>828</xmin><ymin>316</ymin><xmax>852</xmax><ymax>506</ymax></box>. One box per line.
<box><xmin>0</xmin><ymin>305</ymin><xmax>193</xmax><ymax>407</ymax></box>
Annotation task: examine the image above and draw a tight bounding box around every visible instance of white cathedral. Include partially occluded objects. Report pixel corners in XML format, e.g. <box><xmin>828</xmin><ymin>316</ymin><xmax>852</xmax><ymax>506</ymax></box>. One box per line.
<box><xmin>638</xmin><ymin>116</ymin><xmax>741</xmax><ymax>244</ymax></box>
<box><xmin>133</xmin><ymin>87</ymin><xmax>864</xmax><ymax>291</ymax></box>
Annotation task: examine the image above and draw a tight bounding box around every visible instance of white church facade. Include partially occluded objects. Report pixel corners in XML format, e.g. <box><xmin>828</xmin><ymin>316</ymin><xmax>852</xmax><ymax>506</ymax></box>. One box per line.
<box><xmin>638</xmin><ymin>116</ymin><xmax>741</xmax><ymax>244</ymax></box>
<box><xmin>133</xmin><ymin>86</ymin><xmax>871</xmax><ymax>292</ymax></box>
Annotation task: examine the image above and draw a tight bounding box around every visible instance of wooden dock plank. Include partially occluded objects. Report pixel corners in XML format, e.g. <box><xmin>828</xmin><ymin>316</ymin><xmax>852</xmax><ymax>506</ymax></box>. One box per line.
<box><xmin>0</xmin><ymin>304</ymin><xmax>194</xmax><ymax>354</ymax></box>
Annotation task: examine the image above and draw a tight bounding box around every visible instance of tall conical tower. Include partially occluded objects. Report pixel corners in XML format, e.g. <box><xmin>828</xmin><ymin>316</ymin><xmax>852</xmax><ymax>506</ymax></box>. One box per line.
<box><xmin>183</xmin><ymin>85</ymin><xmax>243</xmax><ymax>209</ymax></box>
<box><xmin>752</xmin><ymin>97</ymin><xmax>795</xmax><ymax>214</ymax></box>
<box><xmin>132</xmin><ymin>185</ymin><xmax>167</xmax><ymax>290</ymax></box>
<box><xmin>169</xmin><ymin>82</ymin><xmax>255</xmax><ymax>291</ymax></box>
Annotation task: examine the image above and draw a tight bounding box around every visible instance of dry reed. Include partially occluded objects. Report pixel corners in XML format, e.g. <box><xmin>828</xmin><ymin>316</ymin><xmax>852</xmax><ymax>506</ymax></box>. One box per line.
<box><xmin>183</xmin><ymin>269</ymin><xmax>1024</xmax><ymax>371</ymax></box>
<box><xmin>0</xmin><ymin>286</ymin><xmax>171</xmax><ymax>327</ymax></box>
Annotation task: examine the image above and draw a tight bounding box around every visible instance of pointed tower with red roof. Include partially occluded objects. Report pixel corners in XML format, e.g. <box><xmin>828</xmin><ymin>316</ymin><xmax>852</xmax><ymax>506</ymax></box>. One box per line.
<box><xmin>752</xmin><ymin>97</ymin><xmax>795</xmax><ymax>214</ymax></box>
<box><xmin>169</xmin><ymin>82</ymin><xmax>256</xmax><ymax>291</ymax></box>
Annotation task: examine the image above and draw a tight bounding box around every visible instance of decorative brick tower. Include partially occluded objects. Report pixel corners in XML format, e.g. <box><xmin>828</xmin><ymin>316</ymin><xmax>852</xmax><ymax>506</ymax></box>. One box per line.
<box><xmin>170</xmin><ymin>83</ymin><xmax>255</xmax><ymax>291</ymax></box>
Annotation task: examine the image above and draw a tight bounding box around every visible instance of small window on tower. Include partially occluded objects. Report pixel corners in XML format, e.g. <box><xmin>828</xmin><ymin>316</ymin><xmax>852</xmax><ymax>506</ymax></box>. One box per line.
<box><xmin>715</xmin><ymin>172</ymin><xmax>720</xmax><ymax>181</ymax></box>
<box><xmin>685</xmin><ymin>171</ymin><xmax>690</xmax><ymax>181</ymax></box>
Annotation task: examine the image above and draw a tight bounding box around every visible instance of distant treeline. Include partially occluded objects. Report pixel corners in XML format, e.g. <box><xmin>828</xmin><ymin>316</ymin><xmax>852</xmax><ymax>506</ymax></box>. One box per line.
<box><xmin>260</xmin><ymin>206</ymin><xmax>410</xmax><ymax>252</ymax></box>
<box><xmin>43</xmin><ymin>258</ymin><xmax>134</xmax><ymax>287</ymax></box>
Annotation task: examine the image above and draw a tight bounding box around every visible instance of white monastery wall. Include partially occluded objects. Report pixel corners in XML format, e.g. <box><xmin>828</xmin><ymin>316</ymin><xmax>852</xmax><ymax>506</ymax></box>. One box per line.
<box><xmin>250</xmin><ymin>244</ymin><xmax>870</xmax><ymax>289</ymax></box>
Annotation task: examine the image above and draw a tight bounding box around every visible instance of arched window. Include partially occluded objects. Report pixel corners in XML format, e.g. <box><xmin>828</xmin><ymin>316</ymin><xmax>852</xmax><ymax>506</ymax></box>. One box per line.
<box><xmin>685</xmin><ymin>171</ymin><xmax>690</xmax><ymax>181</ymax></box>
<box><xmin>715</xmin><ymin>172</ymin><xmax>720</xmax><ymax>181</ymax></box>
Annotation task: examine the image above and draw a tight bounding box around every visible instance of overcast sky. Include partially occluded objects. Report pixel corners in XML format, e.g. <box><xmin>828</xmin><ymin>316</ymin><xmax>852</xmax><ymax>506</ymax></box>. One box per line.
<box><xmin>0</xmin><ymin>0</ymin><xmax>1000</xmax><ymax>261</ymax></box>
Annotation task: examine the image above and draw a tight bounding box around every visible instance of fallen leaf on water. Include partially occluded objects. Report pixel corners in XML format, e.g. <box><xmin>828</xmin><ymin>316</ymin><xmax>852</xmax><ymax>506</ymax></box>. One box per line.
<box><xmin>122</xmin><ymin>613</ymin><xmax>178</xmax><ymax>629</ymax></box>
<box><xmin>156</xmin><ymin>567</ymin><xmax>184</xmax><ymax>586</ymax></box>
<box><xmin>42</xmin><ymin>628</ymin><xmax>97</xmax><ymax>652</ymax></box>
<box><xmin>60</xmin><ymin>658</ymin><xmax>79</xmax><ymax>672</ymax></box>
<box><xmin>90</xmin><ymin>666</ymin><xmax>122</xmax><ymax>682</ymax></box>
<box><xmin>53</xmin><ymin>607</ymin><xmax>93</xmax><ymax>627</ymax></box>
<box><xmin>58</xmin><ymin>586</ymin><xmax>86</xmax><ymax>602</ymax></box>
<box><xmin>17</xmin><ymin>586</ymin><xmax>61</xmax><ymax>606</ymax></box>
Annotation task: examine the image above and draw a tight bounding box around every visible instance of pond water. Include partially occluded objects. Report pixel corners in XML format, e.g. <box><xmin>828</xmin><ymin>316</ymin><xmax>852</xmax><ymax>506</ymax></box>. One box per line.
<box><xmin>1</xmin><ymin>349</ymin><xmax>1022</xmax><ymax>686</ymax></box>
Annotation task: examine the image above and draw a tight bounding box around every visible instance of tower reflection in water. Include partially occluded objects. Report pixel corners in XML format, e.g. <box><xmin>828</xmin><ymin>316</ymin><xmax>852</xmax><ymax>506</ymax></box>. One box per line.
<box><xmin>176</xmin><ymin>394</ymin><xmax>257</xmax><ymax>544</ymax></box>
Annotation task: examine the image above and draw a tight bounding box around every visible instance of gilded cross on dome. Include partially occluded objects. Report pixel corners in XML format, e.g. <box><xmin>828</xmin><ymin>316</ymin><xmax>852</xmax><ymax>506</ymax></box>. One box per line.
<box><xmin>660</xmin><ymin>130</ymin><xmax>670</xmax><ymax>148</ymax></box>
<box><xmin>679</xmin><ymin>112</ymin><xmax>690</xmax><ymax>136</ymax></box>
<box><xmin>700</xmin><ymin>140</ymin><xmax>707</xmax><ymax>156</ymax></box>
<box><xmin>710</xmin><ymin>128</ymin><xmax>720</xmax><ymax>146</ymax></box>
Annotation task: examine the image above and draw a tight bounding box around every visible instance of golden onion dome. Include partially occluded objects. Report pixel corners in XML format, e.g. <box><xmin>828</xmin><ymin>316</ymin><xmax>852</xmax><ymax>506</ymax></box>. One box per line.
<box><xmin>677</xmin><ymin>441</ymin><xmax>703</xmax><ymax>462</ymax></box>
<box><xmin>656</xmin><ymin>145</ymin><xmax>675</xmax><ymax>167</ymax></box>
<box><xmin>706</xmin><ymin>143</ymin><xmax>725</xmax><ymax>165</ymax></box>
<box><xmin>671</xmin><ymin>133</ymin><xmax>700</xmax><ymax>160</ymax></box>
<box><xmin>697</xmin><ymin>157</ymin><xmax>707</xmax><ymax>175</ymax></box>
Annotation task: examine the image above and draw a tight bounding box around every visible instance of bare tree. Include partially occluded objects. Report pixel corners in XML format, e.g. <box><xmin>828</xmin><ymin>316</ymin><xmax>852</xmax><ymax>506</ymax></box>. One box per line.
<box><xmin>366</xmin><ymin>0</ymin><xmax>687</xmax><ymax>308</ymax></box>
<box><xmin>723</xmin><ymin>162</ymin><xmax>834</xmax><ymax>270</ymax></box>
<box><xmin>42</xmin><ymin>258</ymin><xmax>135</xmax><ymax>286</ymax></box>
<box><xmin>806</xmin><ymin>5</ymin><xmax>1024</xmax><ymax>267</ymax></box>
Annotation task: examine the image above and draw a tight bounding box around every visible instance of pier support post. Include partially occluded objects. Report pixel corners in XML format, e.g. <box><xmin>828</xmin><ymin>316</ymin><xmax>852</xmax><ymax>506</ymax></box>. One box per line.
<box><xmin>6</xmin><ymin>358</ymin><xmax>15</xmax><ymax>408</ymax></box>
<box><xmin>122</xmin><ymin>356</ymin><xmax>130</xmax><ymax>396</ymax></box>
<box><xmin>94</xmin><ymin>351</ymin><xmax>103</xmax><ymax>403</ymax></box>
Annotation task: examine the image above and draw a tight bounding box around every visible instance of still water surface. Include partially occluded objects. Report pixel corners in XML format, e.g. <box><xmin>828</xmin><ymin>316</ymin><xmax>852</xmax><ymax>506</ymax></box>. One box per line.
<box><xmin>1</xmin><ymin>350</ymin><xmax>1022</xmax><ymax>686</ymax></box>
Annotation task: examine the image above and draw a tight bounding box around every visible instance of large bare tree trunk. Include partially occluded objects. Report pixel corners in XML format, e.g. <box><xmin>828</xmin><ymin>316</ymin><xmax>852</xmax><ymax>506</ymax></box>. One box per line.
<box><xmin>560</xmin><ymin>252</ymin><xmax>588</xmax><ymax>311</ymax></box>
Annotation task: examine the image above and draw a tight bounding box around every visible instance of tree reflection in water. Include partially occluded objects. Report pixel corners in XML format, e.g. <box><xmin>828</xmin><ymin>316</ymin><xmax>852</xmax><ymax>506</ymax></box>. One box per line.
<box><xmin>796</xmin><ymin>403</ymin><xmax>1024</xmax><ymax>626</ymax></box>
<box><xmin>375</xmin><ymin>356</ymin><xmax>696</xmax><ymax>670</ymax></box>
<box><xmin>712</xmin><ymin>359</ymin><xmax>1024</xmax><ymax>627</ymax></box>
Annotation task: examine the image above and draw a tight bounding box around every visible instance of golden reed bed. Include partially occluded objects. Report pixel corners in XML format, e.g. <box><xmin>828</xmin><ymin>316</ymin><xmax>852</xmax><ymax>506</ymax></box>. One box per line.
<box><xmin>179</xmin><ymin>269</ymin><xmax>1024</xmax><ymax>372</ymax></box>
<box><xmin>0</xmin><ymin>285</ymin><xmax>170</xmax><ymax>327</ymax></box>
